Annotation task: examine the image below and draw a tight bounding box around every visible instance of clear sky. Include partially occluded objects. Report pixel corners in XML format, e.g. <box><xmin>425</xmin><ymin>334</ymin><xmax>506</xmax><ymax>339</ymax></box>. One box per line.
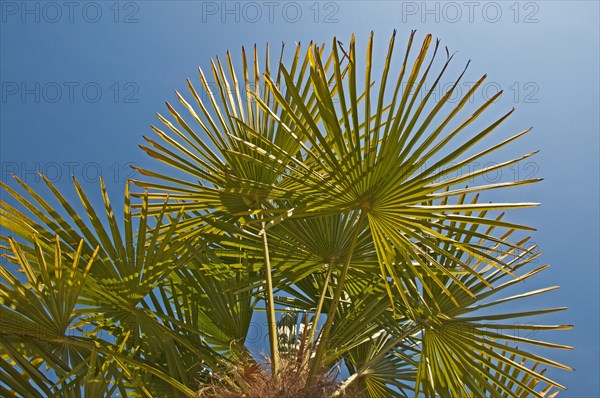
<box><xmin>1</xmin><ymin>1</ymin><xmax>598</xmax><ymax>396</ymax></box>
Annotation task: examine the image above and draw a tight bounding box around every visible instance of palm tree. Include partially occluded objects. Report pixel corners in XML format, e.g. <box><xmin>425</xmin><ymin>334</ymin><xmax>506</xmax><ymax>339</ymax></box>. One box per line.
<box><xmin>1</xmin><ymin>31</ymin><xmax>571</xmax><ymax>397</ymax></box>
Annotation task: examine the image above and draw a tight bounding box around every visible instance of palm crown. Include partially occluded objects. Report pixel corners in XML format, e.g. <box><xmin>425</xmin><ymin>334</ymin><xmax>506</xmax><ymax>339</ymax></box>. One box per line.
<box><xmin>1</xmin><ymin>31</ymin><xmax>571</xmax><ymax>397</ymax></box>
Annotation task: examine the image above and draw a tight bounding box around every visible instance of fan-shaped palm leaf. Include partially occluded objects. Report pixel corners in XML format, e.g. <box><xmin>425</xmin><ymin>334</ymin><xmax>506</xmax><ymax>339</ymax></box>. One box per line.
<box><xmin>0</xmin><ymin>176</ymin><xmax>253</xmax><ymax>395</ymax></box>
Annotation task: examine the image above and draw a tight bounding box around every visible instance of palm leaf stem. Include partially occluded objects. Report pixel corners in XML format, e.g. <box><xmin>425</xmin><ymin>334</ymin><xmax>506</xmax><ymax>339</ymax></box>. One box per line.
<box><xmin>308</xmin><ymin>210</ymin><xmax>366</xmax><ymax>382</ymax></box>
<box><xmin>261</xmin><ymin>218</ymin><xmax>280</xmax><ymax>374</ymax></box>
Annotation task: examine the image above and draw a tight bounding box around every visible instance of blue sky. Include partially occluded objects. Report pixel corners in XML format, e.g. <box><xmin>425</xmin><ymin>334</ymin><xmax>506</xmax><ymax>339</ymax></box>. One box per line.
<box><xmin>1</xmin><ymin>1</ymin><xmax>598</xmax><ymax>396</ymax></box>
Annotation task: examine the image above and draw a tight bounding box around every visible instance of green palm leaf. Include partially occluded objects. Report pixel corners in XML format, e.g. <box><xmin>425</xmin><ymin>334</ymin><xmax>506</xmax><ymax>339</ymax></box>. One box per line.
<box><xmin>0</xmin><ymin>176</ymin><xmax>247</xmax><ymax>395</ymax></box>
